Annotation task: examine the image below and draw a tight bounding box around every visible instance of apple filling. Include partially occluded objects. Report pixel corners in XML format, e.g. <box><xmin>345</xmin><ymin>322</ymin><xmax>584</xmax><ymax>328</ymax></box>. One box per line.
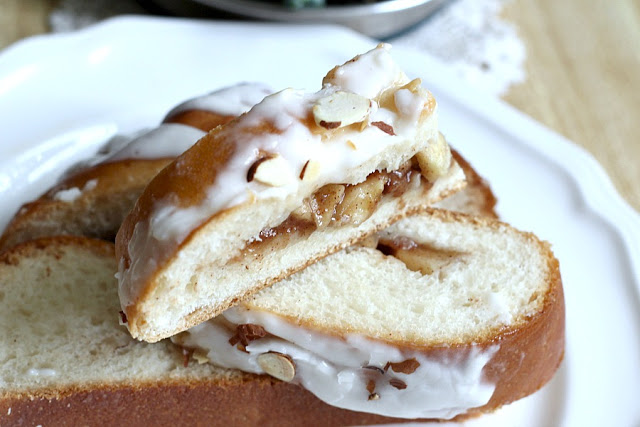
<box><xmin>237</xmin><ymin>158</ymin><xmax>425</xmax><ymax>260</ymax></box>
<box><xmin>376</xmin><ymin>236</ymin><xmax>465</xmax><ymax>275</ymax></box>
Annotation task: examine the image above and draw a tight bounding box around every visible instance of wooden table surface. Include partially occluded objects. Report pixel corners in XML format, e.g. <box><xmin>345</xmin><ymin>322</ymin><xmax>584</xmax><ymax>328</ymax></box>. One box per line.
<box><xmin>2</xmin><ymin>0</ymin><xmax>639</xmax><ymax>212</ymax></box>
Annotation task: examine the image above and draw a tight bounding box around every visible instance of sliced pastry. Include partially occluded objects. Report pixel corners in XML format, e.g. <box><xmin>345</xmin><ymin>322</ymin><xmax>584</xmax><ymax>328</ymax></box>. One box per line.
<box><xmin>116</xmin><ymin>44</ymin><xmax>466</xmax><ymax>342</ymax></box>
<box><xmin>173</xmin><ymin>208</ymin><xmax>565</xmax><ymax>420</ymax></box>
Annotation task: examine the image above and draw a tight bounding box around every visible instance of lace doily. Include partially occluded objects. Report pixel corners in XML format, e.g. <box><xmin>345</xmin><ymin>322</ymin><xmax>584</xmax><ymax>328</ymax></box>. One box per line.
<box><xmin>50</xmin><ymin>0</ymin><xmax>525</xmax><ymax>96</ymax></box>
<box><xmin>391</xmin><ymin>0</ymin><xmax>525</xmax><ymax>96</ymax></box>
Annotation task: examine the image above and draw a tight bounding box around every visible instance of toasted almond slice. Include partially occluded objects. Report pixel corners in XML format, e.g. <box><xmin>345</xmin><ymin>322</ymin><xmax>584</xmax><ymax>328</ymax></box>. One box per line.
<box><xmin>257</xmin><ymin>352</ymin><xmax>296</xmax><ymax>382</ymax></box>
<box><xmin>192</xmin><ymin>349</ymin><xmax>210</xmax><ymax>365</ymax></box>
<box><xmin>299</xmin><ymin>160</ymin><xmax>321</xmax><ymax>182</ymax></box>
<box><xmin>313</xmin><ymin>91</ymin><xmax>371</xmax><ymax>130</ymax></box>
<box><xmin>249</xmin><ymin>154</ymin><xmax>293</xmax><ymax>187</ymax></box>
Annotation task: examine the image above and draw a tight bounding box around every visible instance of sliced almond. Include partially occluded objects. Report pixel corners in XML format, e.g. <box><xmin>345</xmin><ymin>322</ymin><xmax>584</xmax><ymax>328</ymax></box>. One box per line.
<box><xmin>389</xmin><ymin>378</ymin><xmax>407</xmax><ymax>390</ymax></box>
<box><xmin>387</xmin><ymin>358</ymin><xmax>420</xmax><ymax>374</ymax></box>
<box><xmin>366</xmin><ymin>379</ymin><xmax>376</xmax><ymax>394</ymax></box>
<box><xmin>248</xmin><ymin>154</ymin><xmax>293</xmax><ymax>187</ymax></box>
<box><xmin>192</xmin><ymin>349</ymin><xmax>210</xmax><ymax>365</ymax></box>
<box><xmin>299</xmin><ymin>160</ymin><xmax>321</xmax><ymax>182</ymax></box>
<box><xmin>371</xmin><ymin>121</ymin><xmax>395</xmax><ymax>136</ymax></box>
<box><xmin>313</xmin><ymin>91</ymin><xmax>371</xmax><ymax>130</ymax></box>
<box><xmin>415</xmin><ymin>133</ymin><xmax>452</xmax><ymax>182</ymax></box>
<box><xmin>257</xmin><ymin>352</ymin><xmax>296</xmax><ymax>382</ymax></box>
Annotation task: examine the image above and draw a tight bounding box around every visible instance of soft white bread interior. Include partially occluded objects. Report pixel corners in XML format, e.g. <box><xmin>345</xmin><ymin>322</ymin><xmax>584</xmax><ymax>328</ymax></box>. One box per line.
<box><xmin>175</xmin><ymin>209</ymin><xmax>564</xmax><ymax>419</ymax></box>
<box><xmin>116</xmin><ymin>45</ymin><xmax>466</xmax><ymax>343</ymax></box>
<box><xmin>248</xmin><ymin>209</ymin><xmax>556</xmax><ymax>343</ymax></box>
<box><xmin>0</xmin><ymin>237</ymin><xmax>418</xmax><ymax>426</ymax></box>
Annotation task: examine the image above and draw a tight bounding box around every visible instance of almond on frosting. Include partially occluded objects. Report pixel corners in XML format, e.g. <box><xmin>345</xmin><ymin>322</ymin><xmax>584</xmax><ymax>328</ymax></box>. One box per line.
<box><xmin>257</xmin><ymin>352</ymin><xmax>296</xmax><ymax>382</ymax></box>
<box><xmin>299</xmin><ymin>160</ymin><xmax>321</xmax><ymax>182</ymax></box>
<box><xmin>313</xmin><ymin>91</ymin><xmax>371</xmax><ymax>130</ymax></box>
<box><xmin>247</xmin><ymin>154</ymin><xmax>293</xmax><ymax>187</ymax></box>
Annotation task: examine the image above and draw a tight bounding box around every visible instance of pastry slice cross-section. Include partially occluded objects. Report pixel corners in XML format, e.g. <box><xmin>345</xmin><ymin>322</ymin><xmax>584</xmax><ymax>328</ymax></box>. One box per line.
<box><xmin>116</xmin><ymin>44</ymin><xmax>466</xmax><ymax>342</ymax></box>
<box><xmin>173</xmin><ymin>209</ymin><xmax>565</xmax><ymax>420</ymax></box>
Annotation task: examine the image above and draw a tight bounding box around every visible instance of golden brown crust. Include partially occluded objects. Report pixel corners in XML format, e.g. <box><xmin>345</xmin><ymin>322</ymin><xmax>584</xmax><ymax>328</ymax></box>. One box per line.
<box><xmin>0</xmin><ymin>222</ymin><xmax>563</xmax><ymax>425</ymax></box>
<box><xmin>163</xmin><ymin>109</ymin><xmax>234</xmax><ymax>132</ymax></box>
<box><xmin>0</xmin><ymin>317</ymin><xmax>562</xmax><ymax>427</ymax></box>
<box><xmin>0</xmin><ymin>374</ymin><xmax>426</xmax><ymax>427</ymax></box>
<box><xmin>479</xmin><ymin>245</ymin><xmax>564</xmax><ymax>413</ymax></box>
<box><xmin>0</xmin><ymin>235</ymin><xmax>115</xmax><ymax>266</ymax></box>
<box><xmin>0</xmin><ymin>159</ymin><xmax>172</xmax><ymax>253</ymax></box>
<box><xmin>445</xmin><ymin>149</ymin><xmax>498</xmax><ymax>218</ymax></box>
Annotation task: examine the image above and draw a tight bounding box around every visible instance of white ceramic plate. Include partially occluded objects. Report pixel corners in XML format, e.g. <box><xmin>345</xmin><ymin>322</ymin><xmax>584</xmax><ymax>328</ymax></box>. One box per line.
<box><xmin>0</xmin><ymin>16</ymin><xmax>638</xmax><ymax>426</ymax></box>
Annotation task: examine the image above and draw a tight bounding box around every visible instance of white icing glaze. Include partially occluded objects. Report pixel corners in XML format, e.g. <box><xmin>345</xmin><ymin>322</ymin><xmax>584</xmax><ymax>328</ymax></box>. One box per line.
<box><xmin>326</xmin><ymin>43</ymin><xmax>405</xmax><ymax>99</ymax></box>
<box><xmin>52</xmin><ymin>178</ymin><xmax>98</xmax><ymax>202</ymax></box>
<box><xmin>175</xmin><ymin>306</ymin><xmax>498</xmax><ymax>420</ymax></box>
<box><xmin>395</xmin><ymin>88</ymin><xmax>425</xmax><ymax>121</ymax></box>
<box><xmin>164</xmin><ymin>82</ymin><xmax>272</xmax><ymax>120</ymax></box>
<box><xmin>106</xmin><ymin>123</ymin><xmax>206</xmax><ymax>162</ymax></box>
<box><xmin>52</xmin><ymin>187</ymin><xmax>82</xmax><ymax>202</ymax></box>
<box><xmin>119</xmin><ymin>45</ymin><xmax>437</xmax><ymax>306</ymax></box>
<box><xmin>96</xmin><ymin>83</ymin><xmax>273</xmax><ymax>164</ymax></box>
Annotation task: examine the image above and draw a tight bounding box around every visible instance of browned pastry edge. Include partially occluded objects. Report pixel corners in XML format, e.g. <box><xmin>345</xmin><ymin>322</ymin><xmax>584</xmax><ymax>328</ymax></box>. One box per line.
<box><xmin>0</xmin><ymin>374</ymin><xmax>425</xmax><ymax>427</ymax></box>
<box><xmin>0</xmin><ymin>159</ymin><xmax>171</xmax><ymax>253</ymax></box>
<box><xmin>0</xmin><ymin>282</ymin><xmax>564</xmax><ymax>427</ymax></box>
<box><xmin>449</xmin><ymin>149</ymin><xmax>498</xmax><ymax>218</ymax></box>
<box><xmin>0</xmin><ymin>111</ymin><xmax>235</xmax><ymax>255</ymax></box>
<box><xmin>163</xmin><ymin>109</ymin><xmax>235</xmax><ymax>132</ymax></box>
<box><xmin>0</xmin><ymin>234</ymin><xmax>115</xmax><ymax>266</ymax></box>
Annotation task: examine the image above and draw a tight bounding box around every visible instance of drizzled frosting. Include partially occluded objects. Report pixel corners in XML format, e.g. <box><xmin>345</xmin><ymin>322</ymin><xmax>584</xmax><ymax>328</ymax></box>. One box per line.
<box><xmin>106</xmin><ymin>124</ymin><xmax>207</xmax><ymax>162</ymax></box>
<box><xmin>106</xmin><ymin>82</ymin><xmax>274</xmax><ymax>163</ymax></box>
<box><xmin>164</xmin><ymin>82</ymin><xmax>272</xmax><ymax>121</ymax></box>
<box><xmin>174</xmin><ymin>306</ymin><xmax>498</xmax><ymax>419</ymax></box>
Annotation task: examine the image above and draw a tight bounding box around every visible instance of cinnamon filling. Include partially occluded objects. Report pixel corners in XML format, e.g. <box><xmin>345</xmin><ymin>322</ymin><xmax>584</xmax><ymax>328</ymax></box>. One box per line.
<box><xmin>235</xmin><ymin>157</ymin><xmax>425</xmax><ymax>261</ymax></box>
